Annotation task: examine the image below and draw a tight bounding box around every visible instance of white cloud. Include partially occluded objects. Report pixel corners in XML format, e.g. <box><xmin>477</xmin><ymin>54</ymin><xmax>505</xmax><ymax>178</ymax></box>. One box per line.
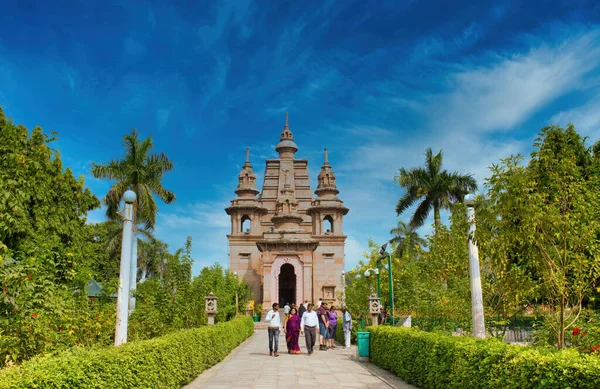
<box><xmin>550</xmin><ymin>97</ymin><xmax>600</xmax><ymax>141</ymax></box>
<box><xmin>344</xmin><ymin>235</ymin><xmax>366</xmax><ymax>270</ymax></box>
<box><xmin>434</xmin><ymin>30</ymin><xmax>600</xmax><ymax>134</ymax></box>
<box><xmin>334</xmin><ymin>28</ymin><xmax>600</xmax><ymax>263</ymax></box>
<box><xmin>158</xmin><ymin>201</ymin><xmax>230</xmax><ymax>229</ymax></box>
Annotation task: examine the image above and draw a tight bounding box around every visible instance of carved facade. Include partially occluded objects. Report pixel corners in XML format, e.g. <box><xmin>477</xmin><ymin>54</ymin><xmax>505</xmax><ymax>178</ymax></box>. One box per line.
<box><xmin>226</xmin><ymin>114</ymin><xmax>349</xmax><ymax>309</ymax></box>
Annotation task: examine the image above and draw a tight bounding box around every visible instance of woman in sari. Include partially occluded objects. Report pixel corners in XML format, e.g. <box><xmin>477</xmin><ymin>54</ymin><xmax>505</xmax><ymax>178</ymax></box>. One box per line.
<box><xmin>284</xmin><ymin>307</ymin><xmax>301</xmax><ymax>354</ymax></box>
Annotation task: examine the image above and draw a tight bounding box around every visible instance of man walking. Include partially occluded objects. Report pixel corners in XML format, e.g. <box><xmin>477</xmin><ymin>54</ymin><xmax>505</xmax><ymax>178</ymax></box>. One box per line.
<box><xmin>284</xmin><ymin>302</ymin><xmax>291</xmax><ymax>318</ymax></box>
<box><xmin>317</xmin><ymin>302</ymin><xmax>330</xmax><ymax>350</ymax></box>
<box><xmin>342</xmin><ymin>307</ymin><xmax>352</xmax><ymax>348</ymax></box>
<box><xmin>298</xmin><ymin>301</ymin><xmax>307</xmax><ymax>318</ymax></box>
<box><xmin>265</xmin><ymin>303</ymin><xmax>281</xmax><ymax>357</ymax></box>
<box><xmin>300</xmin><ymin>303</ymin><xmax>318</xmax><ymax>355</ymax></box>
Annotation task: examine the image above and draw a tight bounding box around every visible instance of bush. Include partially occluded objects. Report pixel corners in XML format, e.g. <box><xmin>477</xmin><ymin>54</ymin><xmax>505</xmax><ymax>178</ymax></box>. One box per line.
<box><xmin>369</xmin><ymin>326</ymin><xmax>600</xmax><ymax>389</ymax></box>
<box><xmin>0</xmin><ymin>317</ymin><xmax>254</xmax><ymax>388</ymax></box>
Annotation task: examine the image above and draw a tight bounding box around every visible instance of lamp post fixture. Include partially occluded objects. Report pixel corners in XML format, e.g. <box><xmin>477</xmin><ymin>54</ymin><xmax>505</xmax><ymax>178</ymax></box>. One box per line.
<box><xmin>380</xmin><ymin>242</ymin><xmax>395</xmax><ymax>326</ymax></box>
<box><xmin>465</xmin><ymin>194</ymin><xmax>485</xmax><ymax>339</ymax></box>
<box><xmin>364</xmin><ymin>267</ymin><xmax>381</xmax><ymax>298</ymax></box>
<box><xmin>115</xmin><ymin>190</ymin><xmax>136</xmax><ymax>346</ymax></box>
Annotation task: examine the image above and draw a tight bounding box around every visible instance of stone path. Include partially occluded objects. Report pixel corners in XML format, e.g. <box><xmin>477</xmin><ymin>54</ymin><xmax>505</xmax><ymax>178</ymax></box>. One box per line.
<box><xmin>184</xmin><ymin>330</ymin><xmax>418</xmax><ymax>389</ymax></box>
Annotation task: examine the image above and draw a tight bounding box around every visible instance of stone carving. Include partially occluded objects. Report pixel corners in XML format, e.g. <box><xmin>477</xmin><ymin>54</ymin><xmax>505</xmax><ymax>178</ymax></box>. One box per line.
<box><xmin>369</xmin><ymin>293</ymin><xmax>381</xmax><ymax>314</ymax></box>
<box><xmin>205</xmin><ymin>292</ymin><xmax>218</xmax><ymax>313</ymax></box>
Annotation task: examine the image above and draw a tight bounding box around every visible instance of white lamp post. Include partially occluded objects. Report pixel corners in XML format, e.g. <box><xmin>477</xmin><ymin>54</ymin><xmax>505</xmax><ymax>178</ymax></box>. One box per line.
<box><xmin>115</xmin><ymin>190</ymin><xmax>136</xmax><ymax>346</ymax></box>
<box><xmin>465</xmin><ymin>193</ymin><xmax>485</xmax><ymax>339</ymax></box>
<box><xmin>129</xmin><ymin>222</ymin><xmax>138</xmax><ymax>315</ymax></box>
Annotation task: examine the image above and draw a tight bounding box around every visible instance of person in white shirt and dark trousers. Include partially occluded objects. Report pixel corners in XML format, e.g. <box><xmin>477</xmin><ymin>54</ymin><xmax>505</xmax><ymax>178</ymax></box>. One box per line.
<box><xmin>300</xmin><ymin>303</ymin><xmax>318</xmax><ymax>355</ymax></box>
<box><xmin>265</xmin><ymin>303</ymin><xmax>281</xmax><ymax>357</ymax></box>
<box><xmin>342</xmin><ymin>307</ymin><xmax>352</xmax><ymax>348</ymax></box>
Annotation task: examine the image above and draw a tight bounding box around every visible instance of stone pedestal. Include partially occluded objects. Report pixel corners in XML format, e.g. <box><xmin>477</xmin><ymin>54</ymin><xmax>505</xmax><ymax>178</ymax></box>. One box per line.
<box><xmin>205</xmin><ymin>292</ymin><xmax>218</xmax><ymax>326</ymax></box>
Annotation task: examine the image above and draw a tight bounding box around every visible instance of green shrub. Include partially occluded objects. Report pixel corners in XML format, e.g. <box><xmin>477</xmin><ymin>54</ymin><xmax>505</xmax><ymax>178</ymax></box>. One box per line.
<box><xmin>369</xmin><ymin>326</ymin><xmax>600</xmax><ymax>389</ymax></box>
<box><xmin>0</xmin><ymin>317</ymin><xmax>254</xmax><ymax>388</ymax></box>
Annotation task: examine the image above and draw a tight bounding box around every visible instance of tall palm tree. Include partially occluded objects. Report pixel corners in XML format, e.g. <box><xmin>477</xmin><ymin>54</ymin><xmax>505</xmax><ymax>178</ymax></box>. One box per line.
<box><xmin>389</xmin><ymin>221</ymin><xmax>427</xmax><ymax>258</ymax></box>
<box><xmin>91</xmin><ymin>129</ymin><xmax>175</xmax><ymax>308</ymax></box>
<box><xmin>395</xmin><ymin>148</ymin><xmax>477</xmax><ymax>229</ymax></box>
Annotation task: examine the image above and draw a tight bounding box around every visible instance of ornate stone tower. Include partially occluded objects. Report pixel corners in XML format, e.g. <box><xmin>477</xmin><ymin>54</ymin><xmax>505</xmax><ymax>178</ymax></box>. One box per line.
<box><xmin>226</xmin><ymin>114</ymin><xmax>349</xmax><ymax>309</ymax></box>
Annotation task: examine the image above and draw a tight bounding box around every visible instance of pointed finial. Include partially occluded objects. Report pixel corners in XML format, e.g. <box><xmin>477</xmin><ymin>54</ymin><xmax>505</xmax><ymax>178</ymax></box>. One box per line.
<box><xmin>245</xmin><ymin>148</ymin><xmax>250</xmax><ymax>163</ymax></box>
<box><xmin>324</xmin><ymin>148</ymin><xmax>329</xmax><ymax>165</ymax></box>
<box><xmin>285</xmin><ymin>112</ymin><xmax>289</xmax><ymax>127</ymax></box>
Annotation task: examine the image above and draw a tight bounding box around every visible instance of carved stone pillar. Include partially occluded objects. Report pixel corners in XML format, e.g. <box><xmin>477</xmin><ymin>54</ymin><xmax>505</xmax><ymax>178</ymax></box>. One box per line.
<box><xmin>369</xmin><ymin>293</ymin><xmax>381</xmax><ymax>326</ymax></box>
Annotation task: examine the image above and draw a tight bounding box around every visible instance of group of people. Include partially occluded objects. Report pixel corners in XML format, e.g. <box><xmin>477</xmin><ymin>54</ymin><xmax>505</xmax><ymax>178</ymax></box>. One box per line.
<box><xmin>264</xmin><ymin>300</ymin><xmax>352</xmax><ymax>356</ymax></box>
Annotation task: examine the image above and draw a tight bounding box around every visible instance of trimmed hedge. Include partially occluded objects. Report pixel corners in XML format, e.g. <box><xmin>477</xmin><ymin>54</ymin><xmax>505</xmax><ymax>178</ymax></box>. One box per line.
<box><xmin>370</xmin><ymin>326</ymin><xmax>600</xmax><ymax>389</ymax></box>
<box><xmin>0</xmin><ymin>317</ymin><xmax>254</xmax><ymax>389</ymax></box>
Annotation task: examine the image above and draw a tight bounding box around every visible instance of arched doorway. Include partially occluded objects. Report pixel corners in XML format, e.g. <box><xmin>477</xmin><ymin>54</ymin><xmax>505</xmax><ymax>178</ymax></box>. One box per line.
<box><xmin>278</xmin><ymin>263</ymin><xmax>296</xmax><ymax>307</ymax></box>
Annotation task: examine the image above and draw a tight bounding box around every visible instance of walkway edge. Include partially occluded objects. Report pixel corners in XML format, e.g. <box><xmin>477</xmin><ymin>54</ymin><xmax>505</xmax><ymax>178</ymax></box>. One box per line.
<box><xmin>182</xmin><ymin>331</ymin><xmax>258</xmax><ymax>388</ymax></box>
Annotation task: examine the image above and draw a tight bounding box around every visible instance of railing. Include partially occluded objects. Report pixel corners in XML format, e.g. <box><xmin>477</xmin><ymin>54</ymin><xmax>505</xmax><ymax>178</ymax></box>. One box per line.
<box><xmin>409</xmin><ymin>316</ymin><xmax>543</xmax><ymax>343</ymax></box>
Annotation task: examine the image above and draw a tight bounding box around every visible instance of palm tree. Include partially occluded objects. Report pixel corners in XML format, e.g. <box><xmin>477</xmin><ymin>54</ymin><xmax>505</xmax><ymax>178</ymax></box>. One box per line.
<box><xmin>389</xmin><ymin>221</ymin><xmax>427</xmax><ymax>258</ymax></box>
<box><xmin>395</xmin><ymin>148</ymin><xmax>477</xmax><ymax>229</ymax></box>
<box><xmin>92</xmin><ymin>129</ymin><xmax>175</xmax><ymax>227</ymax></box>
<box><xmin>91</xmin><ymin>129</ymin><xmax>175</xmax><ymax>307</ymax></box>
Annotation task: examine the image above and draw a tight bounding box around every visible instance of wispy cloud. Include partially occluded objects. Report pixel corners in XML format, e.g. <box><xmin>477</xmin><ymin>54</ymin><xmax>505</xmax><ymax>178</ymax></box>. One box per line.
<box><xmin>434</xmin><ymin>29</ymin><xmax>600</xmax><ymax>134</ymax></box>
<box><xmin>550</xmin><ymin>95</ymin><xmax>600</xmax><ymax>140</ymax></box>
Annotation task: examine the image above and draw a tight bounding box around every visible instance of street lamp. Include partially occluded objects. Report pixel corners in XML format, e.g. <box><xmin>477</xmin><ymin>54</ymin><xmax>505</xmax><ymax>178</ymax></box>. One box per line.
<box><xmin>465</xmin><ymin>193</ymin><xmax>485</xmax><ymax>339</ymax></box>
<box><xmin>364</xmin><ymin>267</ymin><xmax>381</xmax><ymax>298</ymax></box>
<box><xmin>115</xmin><ymin>190</ymin><xmax>136</xmax><ymax>346</ymax></box>
<box><xmin>380</xmin><ymin>242</ymin><xmax>395</xmax><ymax>326</ymax></box>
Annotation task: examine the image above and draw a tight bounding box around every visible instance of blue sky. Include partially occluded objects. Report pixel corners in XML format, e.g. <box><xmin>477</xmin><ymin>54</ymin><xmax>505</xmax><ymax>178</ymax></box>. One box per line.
<box><xmin>1</xmin><ymin>0</ymin><xmax>600</xmax><ymax>274</ymax></box>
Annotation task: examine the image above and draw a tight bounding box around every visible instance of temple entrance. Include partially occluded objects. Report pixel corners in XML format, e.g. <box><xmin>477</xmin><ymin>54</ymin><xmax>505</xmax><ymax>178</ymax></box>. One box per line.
<box><xmin>278</xmin><ymin>263</ymin><xmax>296</xmax><ymax>307</ymax></box>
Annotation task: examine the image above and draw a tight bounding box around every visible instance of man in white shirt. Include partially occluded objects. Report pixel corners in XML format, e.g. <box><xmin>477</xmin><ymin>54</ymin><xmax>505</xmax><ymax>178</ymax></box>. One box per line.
<box><xmin>265</xmin><ymin>303</ymin><xmax>281</xmax><ymax>357</ymax></box>
<box><xmin>342</xmin><ymin>306</ymin><xmax>352</xmax><ymax>348</ymax></box>
<box><xmin>283</xmin><ymin>302</ymin><xmax>290</xmax><ymax>318</ymax></box>
<box><xmin>300</xmin><ymin>303</ymin><xmax>318</xmax><ymax>355</ymax></box>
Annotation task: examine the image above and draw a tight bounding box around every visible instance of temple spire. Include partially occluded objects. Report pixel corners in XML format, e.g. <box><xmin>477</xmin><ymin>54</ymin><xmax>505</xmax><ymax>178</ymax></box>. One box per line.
<box><xmin>233</xmin><ymin>147</ymin><xmax>259</xmax><ymax>198</ymax></box>
<box><xmin>276</xmin><ymin>112</ymin><xmax>298</xmax><ymax>159</ymax></box>
<box><xmin>324</xmin><ymin>148</ymin><xmax>329</xmax><ymax>165</ymax></box>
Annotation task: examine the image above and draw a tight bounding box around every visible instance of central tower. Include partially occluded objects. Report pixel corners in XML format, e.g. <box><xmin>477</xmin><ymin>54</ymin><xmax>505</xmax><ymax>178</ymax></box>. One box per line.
<box><xmin>226</xmin><ymin>114</ymin><xmax>349</xmax><ymax>310</ymax></box>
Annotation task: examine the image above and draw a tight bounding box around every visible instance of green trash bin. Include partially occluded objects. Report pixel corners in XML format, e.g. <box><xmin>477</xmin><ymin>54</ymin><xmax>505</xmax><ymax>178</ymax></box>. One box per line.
<box><xmin>357</xmin><ymin>331</ymin><xmax>370</xmax><ymax>357</ymax></box>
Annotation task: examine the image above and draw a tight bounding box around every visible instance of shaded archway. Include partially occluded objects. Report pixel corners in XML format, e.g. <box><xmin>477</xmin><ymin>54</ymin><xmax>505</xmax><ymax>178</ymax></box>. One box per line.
<box><xmin>323</xmin><ymin>215</ymin><xmax>334</xmax><ymax>234</ymax></box>
<box><xmin>241</xmin><ymin>215</ymin><xmax>251</xmax><ymax>233</ymax></box>
<box><xmin>278</xmin><ymin>263</ymin><xmax>296</xmax><ymax>307</ymax></box>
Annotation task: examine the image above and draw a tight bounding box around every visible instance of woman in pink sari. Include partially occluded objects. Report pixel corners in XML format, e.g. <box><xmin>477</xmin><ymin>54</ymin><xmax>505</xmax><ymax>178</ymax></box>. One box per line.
<box><xmin>285</xmin><ymin>307</ymin><xmax>301</xmax><ymax>354</ymax></box>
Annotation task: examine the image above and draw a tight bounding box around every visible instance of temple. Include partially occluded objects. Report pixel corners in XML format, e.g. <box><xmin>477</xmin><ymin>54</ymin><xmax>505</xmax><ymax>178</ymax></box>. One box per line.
<box><xmin>226</xmin><ymin>114</ymin><xmax>349</xmax><ymax>310</ymax></box>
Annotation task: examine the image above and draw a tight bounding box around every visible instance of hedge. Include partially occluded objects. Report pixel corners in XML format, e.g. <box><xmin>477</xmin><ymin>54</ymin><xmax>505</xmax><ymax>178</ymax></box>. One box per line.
<box><xmin>0</xmin><ymin>317</ymin><xmax>254</xmax><ymax>389</ymax></box>
<box><xmin>369</xmin><ymin>326</ymin><xmax>600</xmax><ymax>389</ymax></box>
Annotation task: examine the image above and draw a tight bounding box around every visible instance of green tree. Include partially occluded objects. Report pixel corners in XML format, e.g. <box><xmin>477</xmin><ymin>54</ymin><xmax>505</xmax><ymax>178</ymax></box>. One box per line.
<box><xmin>479</xmin><ymin>125</ymin><xmax>600</xmax><ymax>349</ymax></box>
<box><xmin>395</xmin><ymin>148</ymin><xmax>477</xmax><ymax>229</ymax></box>
<box><xmin>91</xmin><ymin>129</ymin><xmax>175</xmax><ymax>228</ymax></box>
<box><xmin>0</xmin><ymin>108</ymin><xmax>114</xmax><ymax>366</ymax></box>
<box><xmin>91</xmin><ymin>129</ymin><xmax>175</xmax><ymax>303</ymax></box>
<box><xmin>389</xmin><ymin>220</ymin><xmax>427</xmax><ymax>259</ymax></box>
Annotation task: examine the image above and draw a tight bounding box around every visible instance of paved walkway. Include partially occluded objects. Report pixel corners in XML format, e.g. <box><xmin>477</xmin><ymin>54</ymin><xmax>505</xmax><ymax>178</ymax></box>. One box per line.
<box><xmin>184</xmin><ymin>330</ymin><xmax>418</xmax><ymax>389</ymax></box>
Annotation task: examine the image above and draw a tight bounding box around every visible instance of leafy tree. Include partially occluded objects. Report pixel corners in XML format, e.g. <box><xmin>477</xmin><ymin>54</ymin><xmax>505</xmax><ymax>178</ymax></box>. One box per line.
<box><xmin>395</xmin><ymin>148</ymin><xmax>477</xmax><ymax>229</ymax></box>
<box><xmin>0</xmin><ymin>108</ymin><xmax>113</xmax><ymax>366</ymax></box>
<box><xmin>479</xmin><ymin>125</ymin><xmax>600</xmax><ymax>349</ymax></box>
